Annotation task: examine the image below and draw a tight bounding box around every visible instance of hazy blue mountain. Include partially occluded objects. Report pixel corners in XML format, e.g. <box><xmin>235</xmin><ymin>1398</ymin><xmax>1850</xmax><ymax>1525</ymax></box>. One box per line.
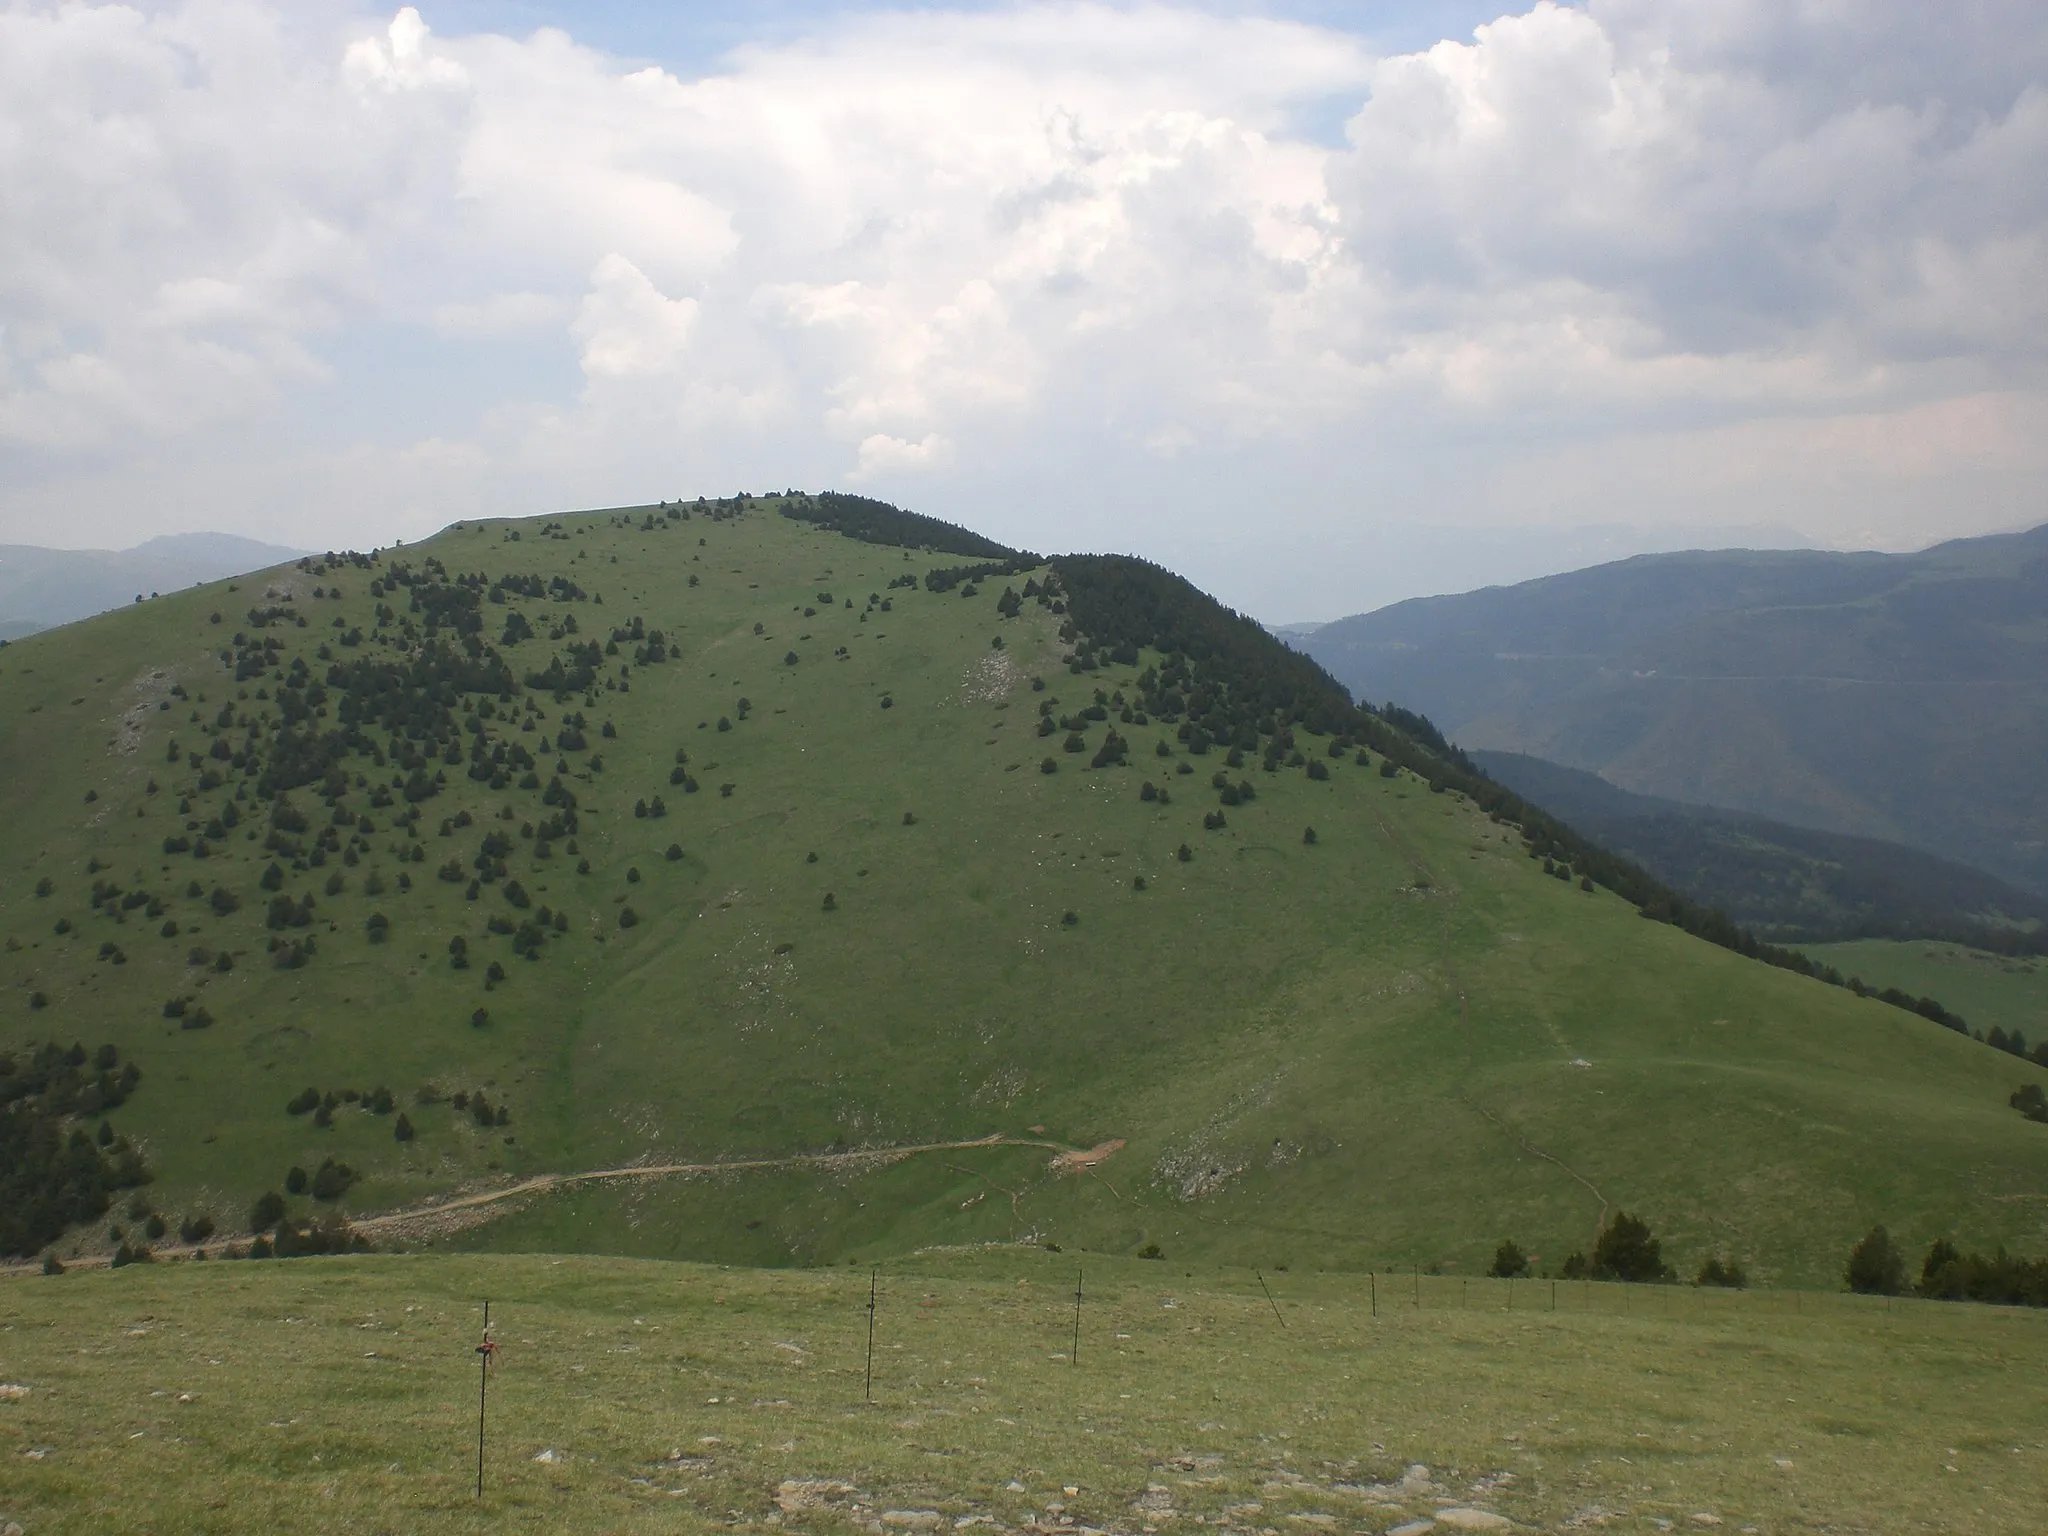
<box><xmin>0</xmin><ymin>533</ymin><xmax>306</xmax><ymax>635</ymax></box>
<box><xmin>1471</xmin><ymin>749</ymin><xmax>2047</xmax><ymax>945</ymax></box>
<box><xmin>1300</xmin><ymin>523</ymin><xmax>2048</xmax><ymax>896</ymax></box>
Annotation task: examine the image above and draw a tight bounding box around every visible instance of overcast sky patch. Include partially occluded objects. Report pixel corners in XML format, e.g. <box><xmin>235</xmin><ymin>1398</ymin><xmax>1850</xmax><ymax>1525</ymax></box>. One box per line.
<box><xmin>0</xmin><ymin>0</ymin><xmax>2042</xmax><ymax>617</ymax></box>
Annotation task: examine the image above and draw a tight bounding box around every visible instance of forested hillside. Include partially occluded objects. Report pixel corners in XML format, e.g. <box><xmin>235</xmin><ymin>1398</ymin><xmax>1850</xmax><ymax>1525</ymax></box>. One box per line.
<box><xmin>1472</xmin><ymin>750</ymin><xmax>2048</xmax><ymax>948</ymax></box>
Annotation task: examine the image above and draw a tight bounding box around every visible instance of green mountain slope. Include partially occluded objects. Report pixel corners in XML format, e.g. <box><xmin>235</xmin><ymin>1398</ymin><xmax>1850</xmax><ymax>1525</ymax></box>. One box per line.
<box><xmin>1471</xmin><ymin>749</ymin><xmax>2048</xmax><ymax>945</ymax></box>
<box><xmin>1299</xmin><ymin>524</ymin><xmax>2048</xmax><ymax>898</ymax></box>
<box><xmin>4</xmin><ymin>498</ymin><xmax>2045</xmax><ymax>1286</ymax></box>
<box><xmin>1797</xmin><ymin>940</ymin><xmax>2048</xmax><ymax>1058</ymax></box>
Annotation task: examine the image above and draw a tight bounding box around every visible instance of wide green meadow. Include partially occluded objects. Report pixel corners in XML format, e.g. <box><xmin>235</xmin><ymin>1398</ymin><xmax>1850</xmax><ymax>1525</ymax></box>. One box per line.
<box><xmin>4</xmin><ymin>1250</ymin><xmax>2046</xmax><ymax>1534</ymax></box>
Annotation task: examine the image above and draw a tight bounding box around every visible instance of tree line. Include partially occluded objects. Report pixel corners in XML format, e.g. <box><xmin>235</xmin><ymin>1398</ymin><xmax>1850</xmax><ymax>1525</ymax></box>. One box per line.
<box><xmin>0</xmin><ymin>1042</ymin><xmax>152</xmax><ymax>1259</ymax></box>
<box><xmin>1489</xmin><ymin>1210</ymin><xmax>2048</xmax><ymax>1311</ymax></box>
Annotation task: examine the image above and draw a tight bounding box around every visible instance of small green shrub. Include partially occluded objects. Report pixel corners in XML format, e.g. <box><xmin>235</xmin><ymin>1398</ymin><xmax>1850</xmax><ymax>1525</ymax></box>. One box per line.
<box><xmin>1592</xmin><ymin>1211</ymin><xmax>1672</xmax><ymax>1282</ymax></box>
<box><xmin>1846</xmin><ymin>1225</ymin><xmax>1905</xmax><ymax>1295</ymax></box>
<box><xmin>310</xmin><ymin>1158</ymin><xmax>356</xmax><ymax>1201</ymax></box>
<box><xmin>249</xmin><ymin>1191</ymin><xmax>286</xmax><ymax>1231</ymax></box>
<box><xmin>1489</xmin><ymin>1240</ymin><xmax>1530</xmax><ymax>1279</ymax></box>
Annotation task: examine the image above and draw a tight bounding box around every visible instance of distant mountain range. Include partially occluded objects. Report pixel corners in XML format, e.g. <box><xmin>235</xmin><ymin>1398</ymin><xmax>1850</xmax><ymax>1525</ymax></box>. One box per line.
<box><xmin>1300</xmin><ymin>523</ymin><xmax>2048</xmax><ymax>899</ymax></box>
<box><xmin>0</xmin><ymin>533</ymin><xmax>306</xmax><ymax>638</ymax></box>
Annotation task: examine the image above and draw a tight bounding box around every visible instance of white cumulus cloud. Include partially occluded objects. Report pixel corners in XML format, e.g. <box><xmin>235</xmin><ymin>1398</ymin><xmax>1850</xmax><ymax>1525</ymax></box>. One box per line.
<box><xmin>855</xmin><ymin>432</ymin><xmax>950</xmax><ymax>477</ymax></box>
<box><xmin>0</xmin><ymin>0</ymin><xmax>2043</xmax><ymax>617</ymax></box>
<box><xmin>572</xmin><ymin>255</ymin><xmax>699</xmax><ymax>379</ymax></box>
<box><xmin>343</xmin><ymin>5</ymin><xmax>466</xmax><ymax>92</ymax></box>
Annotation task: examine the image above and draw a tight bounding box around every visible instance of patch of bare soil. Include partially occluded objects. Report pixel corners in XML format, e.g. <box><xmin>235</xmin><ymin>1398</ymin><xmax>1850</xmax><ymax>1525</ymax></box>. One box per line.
<box><xmin>1051</xmin><ymin>1138</ymin><xmax>1126</xmax><ymax>1174</ymax></box>
<box><xmin>113</xmin><ymin>666</ymin><xmax>178</xmax><ymax>755</ymax></box>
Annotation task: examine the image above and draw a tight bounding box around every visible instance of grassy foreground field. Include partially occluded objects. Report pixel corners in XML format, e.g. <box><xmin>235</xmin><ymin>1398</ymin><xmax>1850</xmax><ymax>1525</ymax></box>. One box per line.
<box><xmin>3</xmin><ymin>1250</ymin><xmax>2047</xmax><ymax>1535</ymax></box>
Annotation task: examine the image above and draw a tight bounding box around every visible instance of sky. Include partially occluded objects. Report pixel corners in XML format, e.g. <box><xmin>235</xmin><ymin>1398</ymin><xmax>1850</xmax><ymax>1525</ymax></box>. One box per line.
<box><xmin>1</xmin><ymin>1</ymin><xmax>2045</xmax><ymax>619</ymax></box>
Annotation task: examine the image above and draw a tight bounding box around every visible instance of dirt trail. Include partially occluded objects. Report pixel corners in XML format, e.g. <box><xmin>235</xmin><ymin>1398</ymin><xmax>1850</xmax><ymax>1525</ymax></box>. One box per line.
<box><xmin>4</xmin><ymin>1133</ymin><xmax>1075</xmax><ymax>1277</ymax></box>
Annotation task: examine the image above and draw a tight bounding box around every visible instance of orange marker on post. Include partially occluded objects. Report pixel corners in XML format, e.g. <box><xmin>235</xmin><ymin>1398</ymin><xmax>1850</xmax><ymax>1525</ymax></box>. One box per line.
<box><xmin>475</xmin><ymin>1301</ymin><xmax>500</xmax><ymax>1497</ymax></box>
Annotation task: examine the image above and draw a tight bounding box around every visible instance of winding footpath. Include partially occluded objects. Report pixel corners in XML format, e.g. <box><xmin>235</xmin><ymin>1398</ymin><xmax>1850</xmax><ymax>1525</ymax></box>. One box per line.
<box><xmin>4</xmin><ymin>1132</ymin><xmax>1076</xmax><ymax>1277</ymax></box>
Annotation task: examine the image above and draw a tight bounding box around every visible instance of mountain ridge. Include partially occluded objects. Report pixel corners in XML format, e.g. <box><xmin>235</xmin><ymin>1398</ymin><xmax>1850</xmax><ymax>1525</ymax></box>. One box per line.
<box><xmin>0</xmin><ymin>533</ymin><xmax>309</xmax><ymax>637</ymax></box>
<box><xmin>1299</xmin><ymin>522</ymin><xmax>2048</xmax><ymax>897</ymax></box>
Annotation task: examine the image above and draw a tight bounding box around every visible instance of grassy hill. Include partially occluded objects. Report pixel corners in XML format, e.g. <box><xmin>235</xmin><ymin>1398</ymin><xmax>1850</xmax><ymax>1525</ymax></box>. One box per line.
<box><xmin>3</xmin><ymin>496</ymin><xmax>2046</xmax><ymax>1287</ymax></box>
<box><xmin>1471</xmin><ymin>749</ymin><xmax>2048</xmax><ymax>945</ymax></box>
<box><xmin>1299</xmin><ymin>524</ymin><xmax>2048</xmax><ymax>898</ymax></box>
